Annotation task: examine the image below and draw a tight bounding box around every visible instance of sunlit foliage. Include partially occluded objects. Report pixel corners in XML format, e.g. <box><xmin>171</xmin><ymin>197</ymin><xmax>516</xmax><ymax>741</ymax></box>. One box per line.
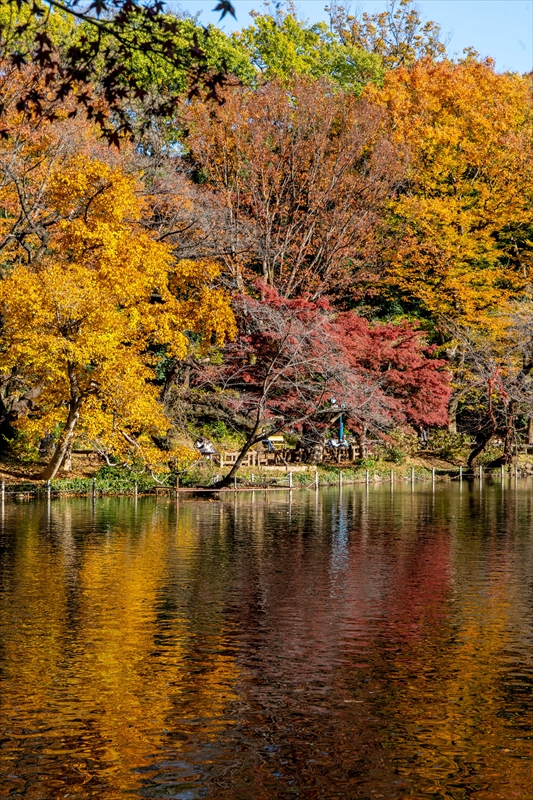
<box><xmin>369</xmin><ymin>58</ymin><xmax>533</xmax><ymax>332</ymax></box>
<box><xmin>0</xmin><ymin>155</ymin><xmax>235</xmax><ymax>478</ymax></box>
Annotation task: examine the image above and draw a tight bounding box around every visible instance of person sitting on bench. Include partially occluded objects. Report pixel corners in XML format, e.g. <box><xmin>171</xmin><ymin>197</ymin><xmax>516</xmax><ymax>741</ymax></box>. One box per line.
<box><xmin>195</xmin><ymin>437</ymin><xmax>216</xmax><ymax>455</ymax></box>
<box><xmin>262</xmin><ymin>435</ymin><xmax>275</xmax><ymax>452</ymax></box>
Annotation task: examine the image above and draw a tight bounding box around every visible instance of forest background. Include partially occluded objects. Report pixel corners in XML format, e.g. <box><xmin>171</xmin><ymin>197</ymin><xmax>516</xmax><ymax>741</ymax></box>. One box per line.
<box><xmin>0</xmin><ymin>0</ymin><xmax>531</xmax><ymax>485</ymax></box>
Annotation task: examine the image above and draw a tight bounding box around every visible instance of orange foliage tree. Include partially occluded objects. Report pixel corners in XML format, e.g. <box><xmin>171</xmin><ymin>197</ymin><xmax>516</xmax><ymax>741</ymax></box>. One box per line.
<box><xmin>368</xmin><ymin>58</ymin><xmax>533</xmax><ymax>334</ymax></box>
<box><xmin>185</xmin><ymin>78</ymin><xmax>403</xmax><ymax>298</ymax></box>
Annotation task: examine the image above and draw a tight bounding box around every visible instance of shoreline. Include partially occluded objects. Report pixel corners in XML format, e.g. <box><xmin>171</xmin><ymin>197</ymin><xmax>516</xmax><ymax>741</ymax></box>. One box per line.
<box><xmin>0</xmin><ymin>462</ymin><xmax>525</xmax><ymax>501</ymax></box>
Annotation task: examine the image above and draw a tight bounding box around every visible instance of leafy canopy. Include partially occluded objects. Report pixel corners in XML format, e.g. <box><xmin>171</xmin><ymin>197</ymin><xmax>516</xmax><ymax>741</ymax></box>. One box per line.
<box><xmin>329</xmin><ymin>0</ymin><xmax>447</xmax><ymax>69</ymax></box>
<box><xmin>0</xmin><ymin>156</ymin><xmax>236</xmax><ymax>475</ymax></box>
<box><xmin>185</xmin><ymin>77</ymin><xmax>400</xmax><ymax>298</ymax></box>
<box><xmin>368</xmin><ymin>58</ymin><xmax>533</xmax><ymax>332</ymax></box>
<box><xmin>0</xmin><ymin>0</ymin><xmax>237</xmax><ymax>142</ymax></box>
<box><xmin>236</xmin><ymin>10</ymin><xmax>383</xmax><ymax>92</ymax></box>
<box><xmin>202</xmin><ymin>284</ymin><xmax>450</xmax><ymax>437</ymax></box>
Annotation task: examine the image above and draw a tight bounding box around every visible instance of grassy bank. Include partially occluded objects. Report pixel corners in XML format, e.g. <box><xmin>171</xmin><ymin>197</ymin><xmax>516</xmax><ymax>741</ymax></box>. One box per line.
<box><xmin>0</xmin><ymin>453</ymin><xmax>527</xmax><ymax>499</ymax></box>
<box><xmin>175</xmin><ymin>450</ymin><xmax>473</xmax><ymax>489</ymax></box>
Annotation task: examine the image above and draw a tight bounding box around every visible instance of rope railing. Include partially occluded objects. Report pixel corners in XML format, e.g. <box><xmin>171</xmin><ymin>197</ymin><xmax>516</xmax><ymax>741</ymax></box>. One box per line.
<box><xmin>0</xmin><ymin>476</ymin><xmax>176</xmax><ymax>498</ymax></box>
<box><xmin>0</xmin><ymin>465</ymin><xmax>522</xmax><ymax>501</ymax></box>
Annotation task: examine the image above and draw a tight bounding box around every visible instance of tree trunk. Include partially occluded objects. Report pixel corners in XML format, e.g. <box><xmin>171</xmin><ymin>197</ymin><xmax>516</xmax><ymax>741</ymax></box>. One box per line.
<box><xmin>467</xmin><ymin>431</ymin><xmax>493</xmax><ymax>468</ymax></box>
<box><xmin>213</xmin><ymin>418</ymin><xmax>262</xmax><ymax>488</ymax></box>
<box><xmin>234</xmin><ymin>263</ymin><xmax>244</xmax><ymax>293</ymax></box>
<box><xmin>448</xmin><ymin>395</ymin><xmax>458</xmax><ymax>433</ymax></box>
<box><xmin>357</xmin><ymin>428</ymin><xmax>367</xmax><ymax>459</ymax></box>
<box><xmin>502</xmin><ymin>402</ymin><xmax>516</xmax><ymax>464</ymax></box>
<box><xmin>162</xmin><ymin>362</ymin><xmax>180</xmax><ymax>401</ymax></box>
<box><xmin>162</xmin><ymin>356</ymin><xmax>193</xmax><ymax>402</ymax></box>
<box><xmin>527</xmin><ymin>416</ymin><xmax>533</xmax><ymax>445</ymax></box>
<box><xmin>62</xmin><ymin>441</ymin><xmax>73</xmax><ymax>472</ymax></box>
<box><xmin>306</xmin><ymin>441</ymin><xmax>324</xmax><ymax>464</ymax></box>
<box><xmin>40</xmin><ymin>397</ymin><xmax>82</xmax><ymax>480</ymax></box>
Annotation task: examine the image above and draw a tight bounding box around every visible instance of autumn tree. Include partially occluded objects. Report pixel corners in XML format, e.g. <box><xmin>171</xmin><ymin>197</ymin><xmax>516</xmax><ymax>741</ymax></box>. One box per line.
<box><xmin>367</xmin><ymin>58</ymin><xmax>533</xmax><ymax>334</ymax></box>
<box><xmin>188</xmin><ymin>284</ymin><xmax>450</xmax><ymax>485</ymax></box>
<box><xmin>328</xmin><ymin>0</ymin><xmax>447</xmax><ymax>69</ymax></box>
<box><xmin>185</xmin><ymin>78</ymin><xmax>403</xmax><ymax>298</ymax></box>
<box><xmin>235</xmin><ymin>7</ymin><xmax>383</xmax><ymax>92</ymax></box>
<box><xmin>0</xmin><ymin>63</ymin><xmax>115</xmax><ymax>264</ymax></box>
<box><xmin>0</xmin><ymin>0</ymin><xmax>237</xmax><ymax>141</ymax></box>
<box><xmin>444</xmin><ymin>306</ymin><xmax>533</xmax><ymax>466</ymax></box>
<box><xmin>0</xmin><ymin>154</ymin><xmax>235</xmax><ymax>479</ymax></box>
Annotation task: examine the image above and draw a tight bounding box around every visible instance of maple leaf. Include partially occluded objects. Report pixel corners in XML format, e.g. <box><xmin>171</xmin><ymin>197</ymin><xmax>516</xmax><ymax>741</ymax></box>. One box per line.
<box><xmin>212</xmin><ymin>1</ymin><xmax>236</xmax><ymax>20</ymax></box>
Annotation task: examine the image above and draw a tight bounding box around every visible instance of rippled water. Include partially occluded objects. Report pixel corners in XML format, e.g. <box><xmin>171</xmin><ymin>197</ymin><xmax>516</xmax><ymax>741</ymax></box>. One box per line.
<box><xmin>2</xmin><ymin>481</ymin><xmax>533</xmax><ymax>798</ymax></box>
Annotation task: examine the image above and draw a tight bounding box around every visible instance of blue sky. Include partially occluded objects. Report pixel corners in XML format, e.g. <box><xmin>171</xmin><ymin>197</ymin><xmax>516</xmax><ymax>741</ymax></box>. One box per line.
<box><xmin>170</xmin><ymin>0</ymin><xmax>533</xmax><ymax>73</ymax></box>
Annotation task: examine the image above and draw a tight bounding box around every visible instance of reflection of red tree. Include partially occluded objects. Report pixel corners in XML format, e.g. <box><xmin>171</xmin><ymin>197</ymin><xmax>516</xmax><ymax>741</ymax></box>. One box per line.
<box><xmin>226</xmin><ymin>496</ymin><xmax>454</xmax><ymax>678</ymax></box>
<box><xmin>377</xmin><ymin>529</ymin><xmax>453</xmax><ymax>643</ymax></box>
<box><xmin>210</xmin><ymin>494</ymin><xmax>456</xmax><ymax>798</ymax></box>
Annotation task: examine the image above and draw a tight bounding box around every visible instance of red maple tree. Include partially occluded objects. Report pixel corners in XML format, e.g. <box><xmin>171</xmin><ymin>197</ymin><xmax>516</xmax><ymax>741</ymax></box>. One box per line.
<box><xmin>195</xmin><ymin>285</ymin><xmax>450</xmax><ymax>485</ymax></box>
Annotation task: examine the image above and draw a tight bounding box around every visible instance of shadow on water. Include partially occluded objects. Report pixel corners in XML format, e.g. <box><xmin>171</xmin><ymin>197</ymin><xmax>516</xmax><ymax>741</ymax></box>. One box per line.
<box><xmin>1</xmin><ymin>480</ymin><xmax>533</xmax><ymax>797</ymax></box>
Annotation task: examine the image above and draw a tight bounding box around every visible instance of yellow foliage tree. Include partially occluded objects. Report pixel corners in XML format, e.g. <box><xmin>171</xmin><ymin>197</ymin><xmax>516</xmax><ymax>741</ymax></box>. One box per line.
<box><xmin>0</xmin><ymin>156</ymin><xmax>236</xmax><ymax>479</ymax></box>
<box><xmin>368</xmin><ymin>58</ymin><xmax>533</xmax><ymax>334</ymax></box>
<box><xmin>329</xmin><ymin>0</ymin><xmax>447</xmax><ymax>70</ymax></box>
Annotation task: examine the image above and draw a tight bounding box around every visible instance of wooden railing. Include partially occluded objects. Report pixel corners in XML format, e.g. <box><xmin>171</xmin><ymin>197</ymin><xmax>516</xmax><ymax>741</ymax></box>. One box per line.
<box><xmin>206</xmin><ymin>450</ymin><xmax>269</xmax><ymax>467</ymax></box>
<box><xmin>205</xmin><ymin>444</ymin><xmax>365</xmax><ymax>468</ymax></box>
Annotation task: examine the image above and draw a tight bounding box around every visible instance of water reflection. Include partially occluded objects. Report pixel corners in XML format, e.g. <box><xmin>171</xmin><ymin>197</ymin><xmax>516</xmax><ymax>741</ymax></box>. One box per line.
<box><xmin>1</xmin><ymin>483</ymin><xmax>533</xmax><ymax>797</ymax></box>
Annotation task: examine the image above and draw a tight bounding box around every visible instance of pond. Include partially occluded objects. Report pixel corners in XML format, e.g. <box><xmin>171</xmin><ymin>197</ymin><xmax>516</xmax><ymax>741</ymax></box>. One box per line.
<box><xmin>1</xmin><ymin>480</ymin><xmax>533</xmax><ymax>799</ymax></box>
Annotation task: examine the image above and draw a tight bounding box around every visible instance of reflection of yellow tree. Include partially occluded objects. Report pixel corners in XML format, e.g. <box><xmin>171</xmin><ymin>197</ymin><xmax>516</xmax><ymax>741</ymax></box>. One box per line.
<box><xmin>0</xmin><ymin>503</ymin><xmax>69</xmax><ymax>701</ymax></box>
<box><xmin>0</xmin><ymin>500</ymin><xmax>240</xmax><ymax>799</ymax></box>
<box><xmin>378</xmin><ymin>510</ymin><xmax>533</xmax><ymax>797</ymax></box>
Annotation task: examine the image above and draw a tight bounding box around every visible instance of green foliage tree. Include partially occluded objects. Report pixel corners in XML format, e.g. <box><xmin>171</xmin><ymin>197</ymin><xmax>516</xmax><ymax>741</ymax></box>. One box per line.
<box><xmin>236</xmin><ymin>8</ymin><xmax>383</xmax><ymax>91</ymax></box>
<box><xmin>76</xmin><ymin>14</ymin><xmax>255</xmax><ymax>101</ymax></box>
<box><xmin>0</xmin><ymin>1</ymin><xmax>76</xmax><ymax>50</ymax></box>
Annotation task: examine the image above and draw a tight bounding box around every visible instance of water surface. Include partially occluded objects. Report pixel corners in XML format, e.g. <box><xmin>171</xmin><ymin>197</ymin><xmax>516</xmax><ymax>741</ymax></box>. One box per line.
<box><xmin>1</xmin><ymin>480</ymin><xmax>533</xmax><ymax>798</ymax></box>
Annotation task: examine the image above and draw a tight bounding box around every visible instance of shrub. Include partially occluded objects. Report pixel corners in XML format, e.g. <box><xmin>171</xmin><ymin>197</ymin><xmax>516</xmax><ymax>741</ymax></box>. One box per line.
<box><xmin>358</xmin><ymin>456</ymin><xmax>378</xmax><ymax>469</ymax></box>
<box><xmin>426</xmin><ymin>430</ymin><xmax>472</xmax><ymax>463</ymax></box>
<box><xmin>385</xmin><ymin>446</ymin><xmax>406</xmax><ymax>465</ymax></box>
<box><xmin>200</xmin><ymin>421</ymin><xmax>245</xmax><ymax>451</ymax></box>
